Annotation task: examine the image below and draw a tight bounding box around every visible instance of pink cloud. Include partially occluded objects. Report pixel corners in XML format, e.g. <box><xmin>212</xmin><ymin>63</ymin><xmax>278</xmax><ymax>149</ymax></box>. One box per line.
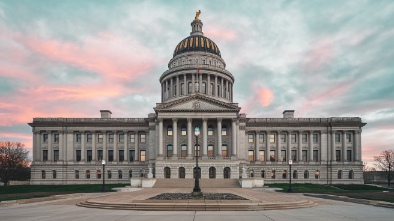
<box><xmin>241</xmin><ymin>85</ymin><xmax>274</xmax><ymax>113</ymax></box>
<box><xmin>258</xmin><ymin>88</ymin><xmax>274</xmax><ymax>107</ymax></box>
<box><xmin>204</xmin><ymin>25</ymin><xmax>237</xmax><ymax>41</ymax></box>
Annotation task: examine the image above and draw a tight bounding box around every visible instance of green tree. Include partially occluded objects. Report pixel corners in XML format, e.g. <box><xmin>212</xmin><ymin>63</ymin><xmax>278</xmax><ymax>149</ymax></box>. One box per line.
<box><xmin>0</xmin><ymin>141</ymin><xmax>30</xmax><ymax>186</ymax></box>
<box><xmin>374</xmin><ymin>149</ymin><xmax>394</xmax><ymax>187</ymax></box>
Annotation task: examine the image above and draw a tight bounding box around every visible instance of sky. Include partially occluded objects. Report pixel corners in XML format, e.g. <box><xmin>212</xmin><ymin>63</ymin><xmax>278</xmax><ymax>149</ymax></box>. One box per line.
<box><xmin>0</xmin><ymin>0</ymin><xmax>393</xmax><ymax>166</ymax></box>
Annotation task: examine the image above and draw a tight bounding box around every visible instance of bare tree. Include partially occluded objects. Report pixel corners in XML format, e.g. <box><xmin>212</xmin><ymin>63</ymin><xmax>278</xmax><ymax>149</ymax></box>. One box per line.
<box><xmin>0</xmin><ymin>141</ymin><xmax>30</xmax><ymax>186</ymax></box>
<box><xmin>374</xmin><ymin>149</ymin><xmax>394</xmax><ymax>187</ymax></box>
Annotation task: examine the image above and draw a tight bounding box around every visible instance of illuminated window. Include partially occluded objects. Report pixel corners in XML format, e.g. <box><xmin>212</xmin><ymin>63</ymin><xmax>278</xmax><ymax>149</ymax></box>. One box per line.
<box><xmin>140</xmin><ymin>150</ymin><xmax>146</xmax><ymax>162</ymax></box>
<box><xmin>222</xmin><ymin>145</ymin><xmax>228</xmax><ymax>157</ymax></box>
<box><xmin>181</xmin><ymin>145</ymin><xmax>187</xmax><ymax>157</ymax></box>
<box><xmin>208</xmin><ymin>125</ymin><xmax>213</xmax><ymax>135</ymax></box>
<box><xmin>167</xmin><ymin>125</ymin><xmax>173</xmax><ymax>136</ymax></box>
<box><xmin>208</xmin><ymin>145</ymin><xmax>214</xmax><ymax>157</ymax></box>
<box><xmin>281</xmin><ymin>150</ymin><xmax>286</xmax><ymax>162</ymax></box>
<box><xmin>140</xmin><ymin>134</ymin><xmax>146</xmax><ymax>143</ymax></box>
<box><xmin>248</xmin><ymin>134</ymin><xmax>254</xmax><ymax>143</ymax></box>
<box><xmin>130</xmin><ymin>134</ymin><xmax>135</xmax><ymax>143</ymax></box>
<box><xmin>270</xmin><ymin>134</ymin><xmax>275</xmax><ymax>143</ymax></box>
<box><xmin>119</xmin><ymin>134</ymin><xmax>124</xmax><ymax>143</ymax></box>
<box><xmin>98</xmin><ymin>134</ymin><xmax>103</xmax><ymax>143</ymax></box>
<box><xmin>181</xmin><ymin>125</ymin><xmax>187</xmax><ymax>136</ymax></box>
<box><xmin>222</xmin><ymin>125</ymin><xmax>227</xmax><ymax>136</ymax></box>
<box><xmin>259</xmin><ymin>150</ymin><xmax>265</xmax><ymax>161</ymax></box>
<box><xmin>291</xmin><ymin>134</ymin><xmax>296</xmax><ymax>143</ymax></box>
<box><xmin>248</xmin><ymin>150</ymin><xmax>254</xmax><ymax>161</ymax></box>
<box><xmin>259</xmin><ymin>134</ymin><xmax>264</xmax><ymax>143</ymax></box>
<box><xmin>281</xmin><ymin>134</ymin><xmax>286</xmax><ymax>143</ymax></box>
<box><xmin>167</xmin><ymin>145</ymin><xmax>173</xmax><ymax>157</ymax></box>
<box><xmin>270</xmin><ymin>150</ymin><xmax>275</xmax><ymax>162</ymax></box>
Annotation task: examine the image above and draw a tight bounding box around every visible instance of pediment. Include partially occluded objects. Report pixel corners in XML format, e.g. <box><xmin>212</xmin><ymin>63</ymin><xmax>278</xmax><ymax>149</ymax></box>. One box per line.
<box><xmin>154</xmin><ymin>94</ymin><xmax>241</xmax><ymax>112</ymax></box>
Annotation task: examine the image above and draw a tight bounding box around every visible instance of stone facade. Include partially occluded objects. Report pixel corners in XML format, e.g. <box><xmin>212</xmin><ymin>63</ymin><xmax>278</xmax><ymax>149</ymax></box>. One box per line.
<box><xmin>28</xmin><ymin>16</ymin><xmax>366</xmax><ymax>185</ymax></box>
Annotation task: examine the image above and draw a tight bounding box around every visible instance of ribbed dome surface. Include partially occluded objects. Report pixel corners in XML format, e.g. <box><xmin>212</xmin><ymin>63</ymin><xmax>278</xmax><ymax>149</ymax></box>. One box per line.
<box><xmin>173</xmin><ymin>35</ymin><xmax>221</xmax><ymax>58</ymax></box>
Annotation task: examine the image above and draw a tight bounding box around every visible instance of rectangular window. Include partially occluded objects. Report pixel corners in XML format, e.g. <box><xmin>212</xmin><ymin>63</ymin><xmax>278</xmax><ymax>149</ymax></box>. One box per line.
<box><xmin>129</xmin><ymin>150</ymin><xmax>135</xmax><ymax>162</ymax></box>
<box><xmin>86</xmin><ymin>170</ymin><xmax>90</xmax><ymax>179</ymax></box>
<box><xmin>108</xmin><ymin>134</ymin><xmax>114</xmax><ymax>143</ymax></box>
<box><xmin>270</xmin><ymin>134</ymin><xmax>275</xmax><ymax>143</ymax></box>
<box><xmin>43</xmin><ymin>150</ymin><xmax>48</xmax><ymax>161</ymax></box>
<box><xmin>119</xmin><ymin>150</ymin><xmax>124</xmax><ymax>162</ymax></box>
<box><xmin>119</xmin><ymin>134</ymin><xmax>124</xmax><ymax>143</ymax></box>
<box><xmin>97</xmin><ymin>170</ymin><xmax>101</xmax><ymax>179</ymax></box>
<box><xmin>302</xmin><ymin>150</ymin><xmax>307</xmax><ymax>162</ymax></box>
<box><xmin>140</xmin><ymin>134</ymin><xmax>146</xmax><ymax>143</ymax></box>
<box><xmin>75</xmin><ymin>170</ymin><xmax>79</xmax><ymax>179</ymax></box>
<box><xmin>336</xmin><ymin>150</ymin><xmax>341</xmax><ymax>161</ymax></box>
<box><xmin>76</xmin><ymin>150</ymin><xmax>81</xmax><ymax>162</ymax></box>
<box><xmin>313</xmin><ymin>134</ymin><xmax>318</xmax><ymax>143</ymax></box>
<box><xmin>87</xmin><ymin>150</ymin><xmax>92</xmax><ymax>162</ymax></box>
<box><xmin>86</xmin><ymin>133</ymin><xmax>92</xmax><ymax>143</ymax></box>
<box><xmin>313</xmin><ymin>150</ymin><xmax>318</xmax><ymax>162</ymax></box>
<box><xmin>167</xmin><ymin>126</ymin><xmax>173</xmax><ymax>136</ymax></box>
<box><xmin>270</xmin><ymin>150</ymin><xmax>275</xmax><ymax>162</ymax></box>
<box><xmin>207</xmin><ymin>145</ymin><xmax>214</xmax><ymax>157</ymax></box>
<box><xmin>259</xmin><ymin>150</ymin><xmax>265</xmax><ymax>161</ymax></box>
<box><xmin>140</xmin><ymin>150</ymin><xmax>146</xmax><ymax>162</ymax></box>
<box><xmin>281</xmin><ymin>150</ymin><xmax>286</xmax><ymax>162</ymax></box>
<box><xmin>107</xmin><ymin>170</ymin><xmax>112</xmax><ymax>179</ymax></box>
<box><xmin>335</xmin><ymin>133</ymin><xmax>340</xmax><ymax>143</ymax></box>
<box><xmin>346</xmin><ymin>133</ymin><xmax>351</xmax><ymax>142</ymax></box>
<box><xmin>43</xmin><ymin>134</ymin><xmax>48</xmax><ymax>142</ymax></box>
<box><xmin>347</xmin><ymin>150</ymin><xmax>352</xmax><ymax>161</ymax></box>
<box><xmin>248</xmin><ymin>150</ymin><xmax>254</xmax><ymax>161</ymax></box>
<box><xmin>108</xmin><ymin>150</ymin><xmax>114</xmax><ymax>162</ymax></box>
<box><xmin>130</xmin><ymin>134</ymin><xmax>135</xmax><ymax>143</ymax></box>
<box><xmin>76</xmin><ymin>133</ymin><xmax>81</xmax><ymax>143</ymax></box>
<box><xmin>53</xmin><ymin>170</ymin><xmax>56</xmax><ymax>179</ymax></box>
<box><xmin>259</xmin><ymin>134</ymin><xmax>264</xmax><ymax>143</ymax></box>
<box><xmin>291</xmin><ymin>134</ymin><xmax>296</xmax><ymax>143</ymax></box>
<box><xmin>208</xmin><ymin>126</ymin><xmax>213</xmax><ymax>136</ymax></box>
<box><xmin>181</xmin><ymin>127</ymin><xmax>187</xmax><ymax>136</ymax></box>
<box><xmin>54</xmin><ymin>133</ymin><xmax>59</xmax><ymax>143</ymax></box>
<box><xmin>291</xmin><ymin>150</ymin><xmax>297</xmax><ymax>161</ymax></box>
<box><xmin>248</xmin><ymin>134</ymin><xmax>254</xmax><ymax>143</ymax></box>
<box><xmin>221</xmin><ymin>126</ymin><xmax>227</xmax><ymax>136</ymax></box>
<box><xmin>181</xmin><ymin>145</ymin><xmax>187</xmax><ymax>157</ymax></box>
<box><xmin>222</xmin><ymin>145</ymin><xmax>228</xmax><ymax>157</ymax></box>
<box><xmin>98</xmin><ymin>134</ymin><xmax>103</xmax><ymax>143</ymax></box>
<box><xmin>167</xmin><ymin>145</ymin><xmax>173</xmax><ymax>157</ymax></box>
<box><xmin>98</xmin><ymin>150</ymin><xmax>103</xmax><ymax>161</ymax></box>
<box><xmin>302</xmin><ymin>134</ymin><xmax>307</xmax><ymax>143</ymax></box>
<box><xmin>53</xmin><ymin>150</ymin><xmax>59</xmax><ymax>162</ymax></box>
<box><xmin>42</xmin><ymin>170</ymin><xmax>46</xmax><ymax>179</ymax></box>
<box><xmin>281</xmin><ymin>134</ymin><xmax>286</xmax><ymax>143</ymax></box>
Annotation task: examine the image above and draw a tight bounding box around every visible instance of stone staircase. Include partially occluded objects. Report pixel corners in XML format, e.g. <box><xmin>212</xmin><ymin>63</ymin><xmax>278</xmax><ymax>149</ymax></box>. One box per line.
<box><xmin>152</xmin><ymin>178</ymin><xmax>241</xmax><ymax>188</ymax></box>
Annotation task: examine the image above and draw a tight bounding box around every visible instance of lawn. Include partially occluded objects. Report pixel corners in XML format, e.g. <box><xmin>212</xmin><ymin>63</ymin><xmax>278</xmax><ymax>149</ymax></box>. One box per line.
<box><xmin>0</xmin><ymin>184</ymin><xmax>128</xmax><ymax>201</ymax></box>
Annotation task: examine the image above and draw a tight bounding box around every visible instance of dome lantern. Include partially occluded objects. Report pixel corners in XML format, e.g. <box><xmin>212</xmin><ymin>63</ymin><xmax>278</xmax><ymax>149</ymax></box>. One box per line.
<box><xmin>191</xmin><ymin>10</ymin><xmax>203</xmax><ymax>36</ymax></box>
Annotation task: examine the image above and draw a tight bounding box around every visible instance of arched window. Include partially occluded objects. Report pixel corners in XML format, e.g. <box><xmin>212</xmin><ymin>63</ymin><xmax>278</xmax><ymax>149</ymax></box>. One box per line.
<box><xmin>293</xmin><ymin>170</ymin><xmax>298</xmax><ymax>179</ymax></box>
<box><xmin>181</xmin><ymin>83</ymin><xmax>184</xmax><ymax>95</ymax></box>
<box><xmin>222</xmin><ymin>125</ymin><xmax>227</xmax><ymax>136</ymax></box>
<box><xmin>97</xmin><ymin>170</ymin><xmax>101</xmax><ymax>179</ymax></box>
<box><xmin>282</xmin><ymin>170</ymin><xmax>287</xmax><ymax>179</ymax></box>
<box><xmin>348</xmin><ymin>170</ymin><xmax>354</xmax><ymax>179</ymax></box>
<box><xmin>315</xmin><ymin>170</ymin><xmax>320</xmax><ymax>179</ymax></box>
<box><xmin>338</xmin><ymin>170</ymin><xmax>342</xmax><ymax>179</ymax></box>
<box><xmin>222</xmin><ymin>145</ymin><xmax>228</xmax><ymax>157</ymax></box>
<box><xmin>86</xmin><ymin>170</ymin><xmax>90</xmax><ymax>179</ymax></box>
<box><xmin>210</xmin><ymin>83</ymin><xmax>214</xmax><ymax>95</ymax></box>
<box><xmin>271</xmin><ymin>170</ymin><xmax>276</xmax><ymax>179</ymax></box>
<box><xmin>188</xmin><ymin>82</ymin><xmax>192</xmax><ymax>94</ymax></box>
<box><xmin>250</xmin><ymin>170</ymin><xmax>255</xmax><ymax>177</ymax></box>
<box><xmin>261</xmin><ymin>170</ymin><xmax>265</xmax><ymax>178</ymax></box>
<box><xmin>202</xmin><ymin>82</ymin><xmax>206</xmax><ymax>94</ymax></box>
<box><xmin>167</xmin><ymin>145</ymin><xmax>173</xmax><ymax>157</ymax></box>
<box><xmin>118</xmin><ymin>170</ymin><xmax>122</xmax><ymax>179</ymax></box>
<box><xmin>179</xmin><ymin>167</ymin><xmax>185</xmax><ymax>178</ymax></box>
<box><xmin>304</xmin><ymin>170</ymin><xmax>309</xmax><ymax>179</ymax></box>
<box><xmin>209</xmin><ymin>167</ymin><xmax>216</xmax><ymax>178</ymax></box>
<box><xmin>167</xmin><ymin>125</ymin><xmax>173</xmax><ymax>136</ymax></box>
<box><xmin>195</xmin><ymin>82</ymin><xmax>199</xmax><ymax>92</ymax></box>
<box><xmin>129</xmin><ymin>170</ymin><xmax>133</xmax><ymax>178</ymax></box>
<box><xmin>164</xmin><ymin>167</ymin><xmax>171</xmax><ymax>178</ymax></box>
<box><xmin>181</xmin><ymin>125</ymin><xmax>187</xmax><ymax>136</ymax></box>
<box><xmin>208</xmin><ymin>125</ymin><xmax>213</xmax><ymax>135</ymax></box>
<box><xmin>224</xmin><ymin>167</ymin><xmax>231</xmax><ymax>178</ymax></box>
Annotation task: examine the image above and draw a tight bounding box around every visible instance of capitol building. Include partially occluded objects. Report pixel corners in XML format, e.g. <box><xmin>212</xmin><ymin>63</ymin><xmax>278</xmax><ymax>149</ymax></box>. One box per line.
<box><xmin>29</xmin><ymin>14</ymin><xmax>366</xmax><ymax>185</ymax></box>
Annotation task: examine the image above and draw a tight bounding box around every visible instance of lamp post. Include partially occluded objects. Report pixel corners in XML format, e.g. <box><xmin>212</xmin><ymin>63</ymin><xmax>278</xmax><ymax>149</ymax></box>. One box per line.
<box><xmin>101</xmin><ymin>159</ymin><xmax>106</xmax><ymax>192</ymax></box>
<box><xmin>287</xmin><ymin>159</ymin><xmax>293</xmax><ymax>192</ymax></box>
<box><xmin>192</xmin><ymin>126</ymin><xmax>202</xmax><ymax>196</ymax></box>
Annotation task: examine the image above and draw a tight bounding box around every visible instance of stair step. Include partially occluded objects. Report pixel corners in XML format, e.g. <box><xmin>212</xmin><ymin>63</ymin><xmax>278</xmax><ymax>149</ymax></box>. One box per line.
<box><xmin>153</xmin><ymin>178</ymin><xmax>241</xmax><ymax>188</ymax></box>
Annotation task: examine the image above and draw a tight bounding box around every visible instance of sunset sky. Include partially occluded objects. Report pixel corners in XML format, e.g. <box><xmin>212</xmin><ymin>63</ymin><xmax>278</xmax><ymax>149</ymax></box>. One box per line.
<box><xmin>1</xmin><ymin>0</ymin><xmax>393</xmax><ymax>166</ymax></box>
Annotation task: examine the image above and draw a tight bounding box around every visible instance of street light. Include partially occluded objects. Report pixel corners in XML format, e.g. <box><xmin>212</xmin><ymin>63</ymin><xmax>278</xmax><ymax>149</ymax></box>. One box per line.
<box><xmin>101</xmin><ymin>159</ymin><xmax>106</xmax><ymax>192</ymax></box>
<box><xmin>192</xmin><ymin>126</ymin><xmax>202</xmax><ymax>196</ymax></box>
<box><xmin>287</xmin><ymin>159</ymin><xmax>293</xmax><ymax>192</ymax></box>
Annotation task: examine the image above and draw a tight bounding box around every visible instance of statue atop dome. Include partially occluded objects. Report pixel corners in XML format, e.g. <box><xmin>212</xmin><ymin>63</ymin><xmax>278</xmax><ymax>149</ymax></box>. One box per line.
<box><xmin>195</xmin><ymin>10</ymin><xmax>201</xmax><ymax>20</ymax></box>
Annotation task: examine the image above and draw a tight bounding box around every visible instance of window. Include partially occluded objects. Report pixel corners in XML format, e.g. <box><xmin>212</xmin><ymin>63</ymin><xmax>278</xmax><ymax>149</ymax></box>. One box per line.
<box><xmin>140</xmin><ymin>150</ymin><xmax>146</xmax><ymax>162</ymax></box>
<box><xmin>119</xmin><ymin>134</ymin><xmax>124</xmax><ymax>143</ymax></box>
<box><xmin>140</xmin><ymin>134</ymin><xmax>146</xmax><ymax>143</ymax></box>
<box><xmin>348</xmin><ymin>170</ymin><xmax>354</xmax><ymax>179</ymax></box>
<box><xmin>86</xmin><ymin>133</ymin><xmax>92</xmax><ymax>143</ymax></box>
<box><xmin>336</xmin><ymin>150</ymin><xmax>341</xmax><ymax>161</ymax></box>
<box><xmin>313</xmin><ymin>134</ymin><xmax>318</xmax><ymax>143</ymax></box>
<box><xmin>271</xmin><ymin>170</ymin><xmax>276</xmax><ymax>179</ymax></box>
<box><xmin>222</xmin><ymin>145</ymin><xmax>228</xmax><ymax>157</ymax></box>
<box><xmin>202</xmin><ymin>82</ymin><xmax>206</xmax><ymax>94</ymax></box>
<box><xmin>97</xmin><ymin>170</ymin><xmax>101</xmax><ymax>179</ymax></box>
<box><xmin>98</xmin><ymin>150</ymin><xmax>103</xmax><ymax>161</ymax></box>
<box><xmin>98</xmin><ymin>134</ymin><xmax>103</xmax><ymax>143</ymax></box>
<box><xmin>315</xmin><ymin>170</ymin><xmax>320</xmax><ymax>179</ymax></box>
<box><xmin>53</xmin><ymin>170</ymin><xmax>56</xmax><ymax>179</ymax></box>
<box><xmin>118</xmin><ymin>170</ymin><xmax>122</xmax><ymax>179</ymax></box>
<box><xmin>86</xmin><ymin>170</ymin><xmax>90</xmax><ymax>179</ymax></box>
<box><xmin>75</xmin><ymin>170</ymin><xmax>79</xmax><ymax>179</ymax></box>
<box><xmin>188</xmin><ymin>82</ymin><xmax>192</xmax><ymax>94</ymax></box>
<box><xmin>87</xmin><ymin>150</ymin><xmax>92</xmax><ymax>162</ymax></box>
<box><xmin>195</xmin><ymin>82</ymin><xmax>199</xmax><ymax>92</ymax></box>
<box><xmin>181</xmin><ymin>145</ymin><xmax>187</xmax><ymax>157</ymax></box>
<box><xmin>54</xmin><ymin>133</ymin><xmax>59</xmax><ymax>143</ymax></box>
<box><xmin>291</xmin><ymin>150</ymin><xmax>297</xmax><ymax>161</ymax></box>
<box><xmin>261</xmin><ymin>170</ymin><xmax>265</xmax><ymax>178</ymax></box>
<box><xmin>181</xmin><ymin>125</ymin><xmax>187</xmax><ymax>136</ymax></box>
<box><xmin>293</xmin><ymin>170</ymin><xmax>298</xmax><ymax>179</ymax></box>
<box><xmin>167</xmin><ymin>125</ymin><xmax>173</xmax><ymax>136</ymax></box>
<box><xmin>217</xmin><ymin>85</ymin><xmax>221</xmax><ymax>96</ymax></box>
<box><xmin>281</xmin><ymin>150</ymin><xmax>286</xmax><ymax>162</ymax></box>
<box><xmin>129</xmin><ymin>150</ymin><xmax>135</xmax><ymax>162</ymax></box>
<box><xmin>281</xmin><ymin>134</ymin><xmax>286</xmax><ymax>143</ymax></box>
<box><xmin>291</xmin><ymin>134</ymin><xmax>296</xmax><ymax>143</ymax></box>
<box><xmin>42</xmin><ymin>134</ymin><xmax>49</xmax><ymax>143</ymax></box>
<box><xmin>270</xmin><ymin>150</ymin><xmax>275</xmax><ymax>162</ymax></box>
<box><xmin>270</xmin><ymin>134</ymin><xmax>275</xmax><ymax>143</ymax></box>
<box><xmin>347</xmin><ymin>150</ymin><xmax>352</xmax><ymax>161</ymax></box>
<box><xmin>338</xmin><ymin>170</ymin><xmax>342</xmax><ymax>179</ymax></box>
<box><xmin>346</xmin><ymin>133</ymin><xmax>351</xmax><ymax>142</ymax></box>
<box><xmin>248</xmin><ymin>134</ymin><xmax>254</xmax><ymax>143</ymax></box>
<box><xmin>248</xmin><ymin>150</ymin><xmax>254</xmax><ymax>161</ymax></box>
<box><xmin>42</xmin><ymin>170</ymin><xmax>46</xmax><ymax>179</ymax></box>
<box><xmin>222</xmin><ymin>125</ymin><xmax>227</xmax><ymax>136</ymax></box>
<box><xmin>167</xmin><ymin>145</ymin><xmax>173</xmax><ymax>157</ymax></box>
<box><xmin>43</xmin><ymin>150</ymin><xmax>48</xmax><ymax>161</ymax></box>
<box><xmin>208</xmin><ymin>125</ymin><xmax>213</xmax><ymax>135</ymax></box>
<box><xmin>313</xmin><ymin>150</ymin><xmax>318</xmax><ymax>162</ymax></box>
<box><xmin>302</xmin><ymin>134</ymin><xmax>307</xmax><ymax>143</ymax></box>
<box><xmin>195</xmin><ymin>145</ymin><xmax>201</xmax><ymax>157</ymax></box>
<box><xmin>108</xmin><ymin>134</ymin><xmax>114</xmax><ymax>143</ymax></box>
<box><xmin>53</xmin><ymin>150</ymin><xmax>59</xmax><ymax>162</ymax></box>
<box><xmin>130</xmin><ymin>134</ymin><xmax>135</xmax><ymax>143</ymax></box>
<box><xmin>181</xmin><ymin>83</ymin><xmax>184</xmax><ymax>95</ymax></box>
<box><xmin>208</xmin><ymin>145</ymin><xmax>214</xmax><ymax>157</ymax></box>
<box><xmin>76</xmin><ymin>150</ymin><xmax>81</xmax><ymax>162</ymax></box>
<box><xmin>302</xmin><ymin>150</ymin><xmax>307</xmax><ymax>162</ymax></box>
<box><xmin>282</xmin><ymin>170</ymin><xmax>287</xmax><ymax>179</ymax></box>
<box><xmin>335</xmin><ymin>133</ymin><xmax>340</xmax><ymax>142</ymax></box>
<box><xmin>259</xmin><ymin>134</ymin><xmax>264</xmax><ymax>143</ymax></box>
<box><xmin>174</xmin><ymin>84</ymin><xmax>177</xmax><ymax>96</ymax></box>
<box><xmin>108</xmin><ymin>150</ymin><xmax>114</xmax><ymax>162</ymax></box>
<box><xmin>129</xmin><ymin>170</ymin><xmax>133</xmax><ymax>178</ymax></box>
<box><xmin>108</xmin><ymin>170</ymin><xmax>112</xmax><ymax>179</ymax></box>
<box><xmin>119</xmin><ymin>150</ymin><xmax>124</xmax><ymax>162</ymax></box>
<box><xmin>304</xmin><ymin>170</ymin><xmax>309</xmax><ymax>179</ymax></box>
<box><xmin>76</xmin><ymin>134</ymin><xmax>81</xmax><ymax>143</ymax></box>
<box><xmin>259</xmin><ymin>150</ymin><xmax>265</xmax><ymax>161</ymax></box>
<box><xmin>210</xmin><ymin>83</ymin><xmax>214</xmax><ymax>95</ymax></box>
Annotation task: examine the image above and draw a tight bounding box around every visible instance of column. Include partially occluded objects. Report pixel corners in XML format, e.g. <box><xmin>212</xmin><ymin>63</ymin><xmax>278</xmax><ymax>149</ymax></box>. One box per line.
<box><xmin>214</xmin><ymin>75</ymin><xmax>218</xmax><ymax>97</ymax></box>
<box><xmin>48</xmin><ymin>131</ymin><xmax>52</xmax><ymax>161</ymax></box>
<box><xmin>255</xmin><ymin>130</ymin><xmax>259</xmax><ymax>161</ymax></box>
<box><xmin>59</xmin><ymin>132</ymin><xmax>63</xmax><ymax>161</ymax></box>
<box><xmin>165</xmin><ymin>80</ymin><xmax>168</xmax><ymax>99</ymax></box>
<box><xmin>170</xmin><ymin>77</ymin><xmax>173</xmax><ymax>98</ymax></box>
<box><xmin>161</xmin><ymin>83</ymin><xmax>164</xmax><ymax>102</ymax></box>
<box><xmin>320</xmin><ymin>130</ymin><xmax>327</xmax><ymax>162</ymax></box>
<box><xmin>276</xmin><ymin>131</ymin><xmax>281</xmax><ymax>162</ymax></box>
<box><xmin>207</xmin><ymin>74</ymin><xmax>211</xmax><ymax>95</ymax></box>
<box><xmin>158</xmin><ymin>118</ymin><xmax>163</xmax><ymax>157</ymax></box>
<box><xmin>342</xmin><ymin>130</ymin><xmax>347</xmax><ymax>162</ymax></box>
<box><xmin>113</xmin><ymin>131</ymin><xmax>118</xmax><ymax>162</ymax></box>
<box><xmin>199</xmin><ymin>73</ymin><xmax>203</xmax><ymax>93</ymax></box>
<box><xmin>33</xmin><ymin>131</ymin><xmax>39</xmax><ymax>161</ymax></box>
<box><xmin>172</xmin><ymin>118</ymin><xmax>178</xmax><ymax>158</ymax></box>
<box><xmin>265</xmin><ymin>131</ymin><xmax>270</xmax><ymax>162</ymax></box>
<box><xmin>192</xmin><ymin>73</ymin><xmax>195</xmax><ymax>93</ymax></box>
<box><xmin>287</xmin><ymin>131</ymin><xmax>291</xmax><ymax>162</ymax></box>
<box><xmin>176</xmin><ymin>76</ymin><xmax>179</xmax><ymax>97</ymax></box>
<box><xmin>103</xmin><ymin>131</ymin><xmax>107</xmax><ymax>161</ymax></box>
<box><xmin>332</xmin><ymin>130</ymin><xmax>336</xmax><ymax>162</ymax></box>
<box><xmin>92</xmin><ymin>132</ymin><xmax>96</xmax><ymax>161</ymax></box>
<box><xmin>309</xmin><ymin>131</ymin><xmax>313</xmax><ymax>161</ymax></box>
<box><xmin>202</xmin><ymin>118</ymin><xmax>208</xmax><ymax>157</ymax></box>
<box><xmin>124</xmin><ymin>130</ymin><xmax>128</xmax><ymax>162</ymax></box>
<box><xmin>187</xmin><ymin>118</ymin><xmax>193</xmax><ymax>158</ymax></box>
<box><xmin>229</xmin><ymin>83</ymin><xmax>232</xmax><ymax>101</ymax></box>
<box><xmin>221</xmin><ymin>78</ymin><xmax>224</xmax><ymax>98</ymax></box>
<box><xmin>226</xmin><ymin>80</ymin><xmax>229</xmax><ymax>99</ymax></box>
<box><xmin>81</xmin><ymin>132</ymin><xmax>85</xmax><ymax>161</ymax></box>
<box><xmin>217</xmin><ymin>118</ymin><xmax>222</xmax><ymax>157</ymax></box>
<box><xmin>298</xmin><ymin>131</ymin><xmax>302</xmax><ymax>162</ymax></box>
<box><xmin>135</xmin><ymin>130</ymin><xmax>139</xmax><ymax>161</ymax></box>
<box><xmin>232</xmin><ymin>119</ymin><xmax>238</xmax><ymax>158</ymax></box>
<box><xmin>354</xmin><ymin>130</ymin><xmax>361</xmax><ymax>161</ymax></box>
<box><xmin>183</xmin><ymin>74</ymin><xmax>187</xmax><ymax>95</ymax></box>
